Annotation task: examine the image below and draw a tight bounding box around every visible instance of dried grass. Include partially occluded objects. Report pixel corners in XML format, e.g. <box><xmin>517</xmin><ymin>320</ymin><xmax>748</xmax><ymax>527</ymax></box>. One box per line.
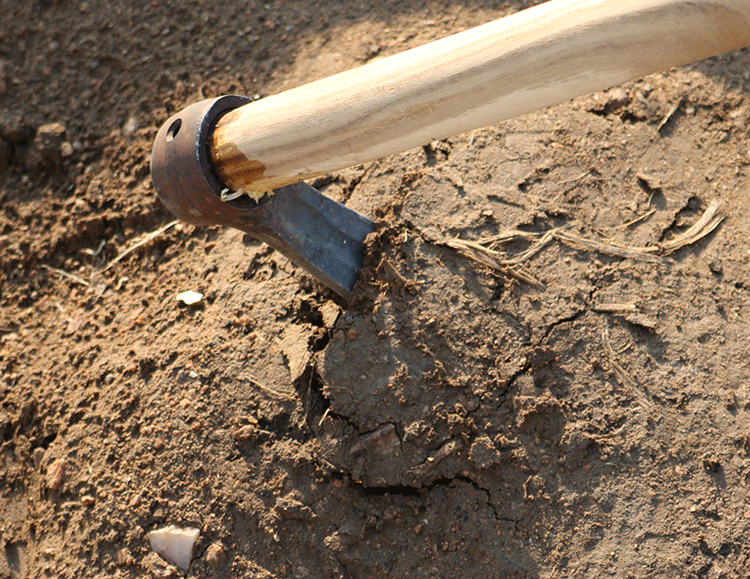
<box><xmin>41</xmin><ymin>265</ymin><xmax>90</xmax><ymax>287</ymax></box>
<box><xmin>103</xmin><ymin>220</ymin><xmax>179</xmax><ymax>271</ymax></box>
<box><xmin>440</xmin><ymin>200</ymin><xmax>724</xmax><ymax>287</ymax></box>
<box><xmin>601</xmin><ymin>323</ymin><xmax>651</xmax><ymax>408</ymax></box>
<box><xmin>441</xmin><ymin>238</ymin><xmax>545</xmax><ymax>289</ymax></box>
<box><xmin>657</xmin><ymin>199</ymin><xmax>724</xmax><ymax>255</ymax></box>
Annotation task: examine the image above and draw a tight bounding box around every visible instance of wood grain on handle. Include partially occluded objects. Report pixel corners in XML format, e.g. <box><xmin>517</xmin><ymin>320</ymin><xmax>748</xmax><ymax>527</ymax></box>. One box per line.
<box><xmin>210</xmin><ymin>0</ymin><xmax>750</xmax><ymax>194</ymax></box>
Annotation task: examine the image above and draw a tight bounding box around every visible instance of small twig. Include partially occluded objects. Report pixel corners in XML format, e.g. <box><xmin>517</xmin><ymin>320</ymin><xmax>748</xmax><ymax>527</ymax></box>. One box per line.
<box><xmin>103</xmin><ymin>220</ymin><xmax>179</xmax><ymax>271</ymax></box>
<box><xmin>410</xmin><ymin>438</ymin><xmax>463</xmax><ymax>475</ymax></box>
<box><xmin>318</xmin><ymin>407</ymin><xmax>332</xmax><ymax>427</ymax></box>
<box><xmin>82</xmin><ymin>239</ymin><xmax>107</xmax><ymax>257</ymax></box>
<box><xmin>41</xmin><ymin>264</ymin><xmax>90</xmax><ymax>287</ymax></box>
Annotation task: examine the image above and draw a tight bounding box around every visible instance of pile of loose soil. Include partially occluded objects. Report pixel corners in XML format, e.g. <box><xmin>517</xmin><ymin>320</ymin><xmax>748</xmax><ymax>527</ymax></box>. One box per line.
<box><xmin>2</xmin><ymin>1</ymin><xmax>750</xmax><ymax>577</ymax></box>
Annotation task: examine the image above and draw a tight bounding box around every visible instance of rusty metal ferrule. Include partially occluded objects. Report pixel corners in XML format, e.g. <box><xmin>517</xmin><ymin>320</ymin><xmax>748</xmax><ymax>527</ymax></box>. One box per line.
<box><xmin>151</xmin><ymin>95</ymin><xmax>251</xmax><ymax>227</ymax></box>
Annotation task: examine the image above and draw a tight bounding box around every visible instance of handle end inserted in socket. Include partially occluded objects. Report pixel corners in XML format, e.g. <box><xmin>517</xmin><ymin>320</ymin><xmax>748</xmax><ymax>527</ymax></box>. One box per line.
<box><xmin>150</xmin><ymin>95</ymin><xmax>375</xmax><ymax>298</ymax></box>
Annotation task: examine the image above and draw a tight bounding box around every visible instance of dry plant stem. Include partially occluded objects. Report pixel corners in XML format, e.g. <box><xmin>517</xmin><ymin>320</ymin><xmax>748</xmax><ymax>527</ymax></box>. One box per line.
<box><xmin>592</xmin><ymin>303</ymin><xmax>637</xmax><ymax>314</ymax></box>
<box><xmin>619</xmin><ymin>208</ymin><xmax>656</xmax><ymax>229</ymax></box>
<box><xmin>103</xmin><ymin>221</ymin><xmax>179</xmax><ymax>272</ymax></box>
<box><xmin>241</xmin><ymin>374</ymin><xmax>295</xmax><ymax>401</ymax></box>
<box><xmin>601</xmin><ymin>323</ymin><xmax>651</xmax><ymax>408</ymax></box>
<box><xmin>41</xmin><ymin>264</ymin><xmax>90</xmax><ymax>287</ymax></box>
<box><xmin>554</xmin><ymin>230</ymin><xmax>662</xmax><ymax>261</ymax></box>
<box><xmin>441</xmin><ymin>239</ymin><xmax>545</xmax><ymax>289</ymax></box>
<box><xmin>657</xmin><ymin>95</ymin><xmax>685</xmax><ymax>132</ymax></box>
<box><xmin>504</xmin><ymin>228</ymin><xmax>559</xmax><ymax>266</ymax></box>
<box><xmin>658</xmin><ymin>199</ymin><xmax>724</xmax><ymax>254</ymax></box>
<box><xmin>442</xmin><ymin>199</ymin><xmax>724</xmax><ymax>287</ymax></box>
<box><xmin>210</xmin><ymin>0</ymin><xmax>750</xmax><ymax>194</ymax></box>
<box><xmin>480</xmin><ymin>230</ymin><xmax>542</xmax><ymax>249</ymax></box>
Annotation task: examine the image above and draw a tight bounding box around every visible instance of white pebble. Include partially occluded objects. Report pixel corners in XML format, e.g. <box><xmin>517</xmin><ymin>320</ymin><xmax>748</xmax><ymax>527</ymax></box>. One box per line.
<box><xmin>147</xmin><ymin>525</ymin><xmax>200</xmax><ymax>572</ymax></box>
<box><xmin>123</xmin><ymin>116</ymin><xmax>139</xmax><ymax>135</ymax></box>
<box><xmin>176</xmin><ymin>290</ymin><xmax>203</xmax><ymax>306</ymax></box>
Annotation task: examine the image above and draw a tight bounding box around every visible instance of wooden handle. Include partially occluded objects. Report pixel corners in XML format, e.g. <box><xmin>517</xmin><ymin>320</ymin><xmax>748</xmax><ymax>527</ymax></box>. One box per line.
<box><xmin>210</xmin><ymin>0</ymin><xmax>750</xmax><ymax>195</ymax></box>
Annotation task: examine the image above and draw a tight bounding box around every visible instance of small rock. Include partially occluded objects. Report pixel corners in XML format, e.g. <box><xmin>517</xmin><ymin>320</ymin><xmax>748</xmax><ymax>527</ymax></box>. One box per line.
<box><xmin>603</xmin><ymin>87</ymin><xmax>629</xmax><ymax>109</ymax></box>
<box><xmin>26</xmin><ymin>122</ymin><xmax>67</xmax><ymax>172</ymax></box>
<box><xmin>37</xmin><ymin>121</ymin><xmax>66</xmax><ymax>144</ymax></box>
<box><xmin>147</xmin><ymin>525</ymin><xmax>200</xmax><ymax>573</ymax></box>
<box><xmin>279</xmin><ymin>324</ymin><xmax>313</xmax><ymax>382</ymax></box>
<box><xmin>176</xmin><ymin>290</ymin><xmax>203</xmax><ymax>306</ymax></box>
<box><xmin>60</xmin><ymin>141</ymin><xmax>74</xmax><ymax>158</ymax></box>
<box><xmin>203</xmin><ymin>543</ymin><xmax>226</xmax><ymax>568</ymax></box>
<box><xmin>563</xmin><ymin>430</ymin><xmax>594</xmax><ymax>470</ymax></box>
<box><xmin>122</xmin><ymin>116</ymin><xmax>139</xmax><ymax>135</ymax></box>
<box><xmin>234</xmin><ymin>424</ymin><xmax>255</xmax><ymax>441</ymax></box>
<box><xmin>46</xmin><ymin>458</ymin><xmax>66</xmax><ymax>490</ymax></box>
<box><xmin>80</xmin><ymin>494</ymin><xmax>95</xmax><ymax>506</ymax></box>
<box><xmin>319</xmin><ymin>301</ymin><xmax>341</xmax><ymax>329</ymax></box>
<box><xmin>636</xmin><ymin>172</ymin><xmax>662</xmax><ymax>193</ymax></box>
<box><xmin>587</xmin><ymin>87</ymin><xmax>630</xmax><ymax>115</ymax></box>
<box><xmin>117</xmin><ymin>547</ymin><xmax>135</xmax><ymax>567</ymax></box>
<box><xmin>703</xmin><ymin>456</ymin><xmax>722</xmax><ymax>473</ymax></box>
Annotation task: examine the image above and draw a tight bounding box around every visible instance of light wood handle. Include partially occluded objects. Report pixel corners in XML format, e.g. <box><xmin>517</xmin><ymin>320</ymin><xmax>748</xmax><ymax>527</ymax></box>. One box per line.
<box><xmin>210</xmin><ymin>0</ymin><xmax>750</xmax><ymax>195</ymax></box>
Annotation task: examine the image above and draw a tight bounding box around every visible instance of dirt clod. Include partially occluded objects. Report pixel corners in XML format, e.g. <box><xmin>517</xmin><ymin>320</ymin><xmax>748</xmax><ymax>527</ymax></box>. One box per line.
<box><xmin>233</xmin><ymin>424</ymin><xmax>255</xmax><ymax>441</ymax></box>
<box><xmin>26</xmin><ymin>122</ymin><xmax>67</xmax><ymax>172</ymax></box>
<box><xmin>203</xmin><ymin>543</ymin><xmax>226</xmax><ymax>568</ymax></box>
<box><xmin>274</xmin><ymin>494</ymin><xmax>318</xmax><ymax>521</ymax></box>
<box><xmin>45</xmin><ymin>458</ymin><xmax>66</xmax><ymax>491</ymax></box>
<box><xmin>0</xmin><ymin>111</ymin><xmax>34</xmax><ymax>144</ymax></box>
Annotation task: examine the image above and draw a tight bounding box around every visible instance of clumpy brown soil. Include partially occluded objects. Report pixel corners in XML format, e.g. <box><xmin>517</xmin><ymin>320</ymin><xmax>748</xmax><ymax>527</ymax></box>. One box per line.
<box><xmin>2</xmin><ymin>1</ymin><xmax>750</xmax><ymax>577</ymax></box>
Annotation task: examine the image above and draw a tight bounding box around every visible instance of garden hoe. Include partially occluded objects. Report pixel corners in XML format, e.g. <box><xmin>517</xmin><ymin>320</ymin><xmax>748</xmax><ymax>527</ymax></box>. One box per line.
<box><xmin>151</xmin><ymin>0</ymin><xmax>750</xmax><ymax>297</ymax></box>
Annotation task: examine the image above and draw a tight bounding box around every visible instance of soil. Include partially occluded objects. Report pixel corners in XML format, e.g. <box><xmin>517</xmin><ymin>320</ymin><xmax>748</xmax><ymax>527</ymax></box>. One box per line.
<box><xmin>2</xmin><ymin>1</ymin><xmax>750</xmax><ymax>578</ymax></box>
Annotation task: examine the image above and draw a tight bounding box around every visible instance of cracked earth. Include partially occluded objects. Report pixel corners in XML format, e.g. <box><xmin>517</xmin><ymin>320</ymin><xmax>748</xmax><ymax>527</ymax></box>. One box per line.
<box><xmin>3</xmin><ymin>0</ymin><xmax>750</xmax><ymax>577</ymax></box>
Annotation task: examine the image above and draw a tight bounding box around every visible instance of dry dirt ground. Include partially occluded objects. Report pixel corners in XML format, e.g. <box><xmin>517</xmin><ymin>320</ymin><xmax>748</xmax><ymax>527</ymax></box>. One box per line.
<box><xmin>2</xmin><ymin>1</ymin><xmax>750</xmax><ymax>578</ymax></box>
